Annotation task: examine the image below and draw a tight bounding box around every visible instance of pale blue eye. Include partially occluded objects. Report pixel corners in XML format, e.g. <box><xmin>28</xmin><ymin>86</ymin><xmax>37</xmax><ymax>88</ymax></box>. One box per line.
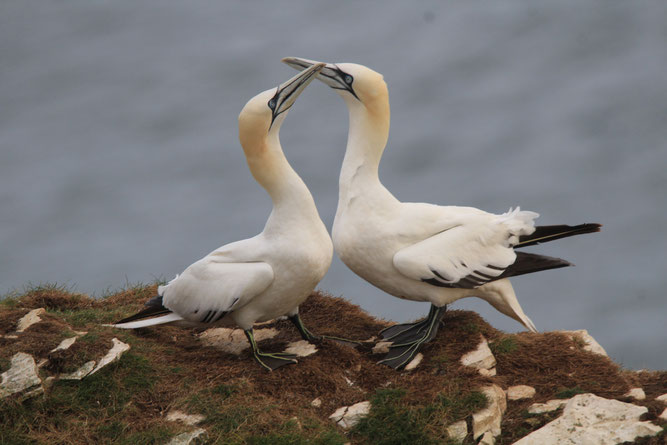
<box><xmin>344</xmin><ymin>75</ymin><xmax>353</xmax><ymax>85</ymax></box>
<box><xmin>268</xmin><ymin>99</ymin><xmax>276</xmax><ymax>109</ymax></box>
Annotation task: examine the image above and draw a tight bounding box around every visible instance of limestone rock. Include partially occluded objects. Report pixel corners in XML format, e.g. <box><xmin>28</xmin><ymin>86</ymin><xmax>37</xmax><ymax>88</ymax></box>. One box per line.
<box><xmin>166</xmin><ymin>410</ymin><xmax>205</xmax><ymax>426</ymax></box>
<box><xmin>659</xmin><ymin>407</ymin><xmax>667</xmax><ymax>421</ymax></box>
<box><xmin>472</xmin><ymin>384</ymin><xmax>506</xmax><ymax>440</ymax></box>
<box><xmin>623</xmin><ymin>387</ymin><xmax>646</xmax><ymax>400</ymax></box>
<box><xmin>50</xmin><ymin>336</ymin><xmax>78</xmax><ymax>353</ymax></box>
<box><xmin>479</xmin><ymin>431</ymin><xmax>495</xmax><ymax>445</ymax></box>
<box><xmin>284</xmin><ymin>340</ymin><xmax>317</xmax><ymax>357</ymax></box>
<box><xmin>514</xmin><ymin>393</ymin><xmax>662</xmax><ymax>445</ymax></box>
<box><xmin>372</xmin><ymin>341</ymin><xmax>391</xmax><ymax>354</ymax></box>
<box><xmin>460</xmin><ymin>336</ymin><xmax>496</xmax><ymax>376</ymax></box>
<box><xmin>446</xmin><ymin>420</ymin><xmax>467</xmax><ymax>441</ymax></box>
<box><xmin>0</xmin><ymin>352</ymin><xmax>42</xmax><ymax>398</ymax></box>
<box><xmin>165</xmin><ymin>428</ymin><xmax>208</xmax><ymax>445</ymax></box>
<box><xmin>60</xmin><ymin>361</ymin><xmax>96</xmax><ymax>380</ymax></box>
<box><xmin>88</xmin><ymin>338</ymin><xmax>130</xmax><ymax>376</ymax></box>
<box><xmin>527</xmin><ymin>398</ymin><xmax>569</xmax><ymax>414</ymax></box>
<box><xmin>329</xmin><ymin>401</ymin><xmax>371</xmax><ymax>429</ymax></box>
<box><xmin>656</xmin><ymin>393</ymin><xmax>667</xmax><ymax>405</ymax></box>
<box><xmin>404</xmin><ymin>353</ymin><xmax>423</xmax><ymax>371</ymax></box>
<box><xmin>560</xmin><ymin>329</ymin><xmax>608</xmax><ymax>356</ymax></box>
<box><xmin>198</xmin><ymin>328</ymin><xmax>278</xmax><ymax>355</ymax></box>
<box><xmin>311</xmin><ymin>397</ymin><xmax>322</xmax><ymax>408</ymax></box>
<box><xmin>16</xmin><ymin>308</ymin><xmax>46</xmax><ymax>332</ymax></box>
<box><xmin>506</xmin><ymin>385</ymin><xmax>536</xmax><ymax>401</ymax></box>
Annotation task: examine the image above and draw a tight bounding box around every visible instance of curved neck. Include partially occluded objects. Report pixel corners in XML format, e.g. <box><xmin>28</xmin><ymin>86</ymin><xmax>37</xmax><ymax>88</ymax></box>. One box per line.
<box><xmin>245</xmin><ymin>132</ymin><xmax>320</xmax><ymax>231</ymax></box>
<box><xmin>338</xmin><ymin>98</ymin><xmax>393</xmax><ymax>206</ymax></box>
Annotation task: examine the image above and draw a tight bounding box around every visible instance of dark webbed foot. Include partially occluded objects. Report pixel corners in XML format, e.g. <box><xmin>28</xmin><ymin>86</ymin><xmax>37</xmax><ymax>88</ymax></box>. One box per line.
<box><xmin>288</xmin><ymin>314</ymin><xmax>361</xmax><ymax>347</ymax></box>
<box><xmin>377</xmin><ymin>304</ymin><xmax>446</xmax><ymax>370</ymax></box>
<box><xmin>244</xmin><ymin>329</ymin><xmax>297</xmax><ymax>371</ymax></box>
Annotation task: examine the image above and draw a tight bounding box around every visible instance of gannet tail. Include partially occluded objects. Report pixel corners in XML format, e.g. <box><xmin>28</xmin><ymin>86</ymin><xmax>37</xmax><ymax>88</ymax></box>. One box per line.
<box><xmin>515</xmin><ymin>223</ymin><xmax>602</xmax><ymax>248</ymax></box>
<box><xmin>109</xmin><ymin>295</ymin><xmax>183</xmax><ymax>329</ymax></box>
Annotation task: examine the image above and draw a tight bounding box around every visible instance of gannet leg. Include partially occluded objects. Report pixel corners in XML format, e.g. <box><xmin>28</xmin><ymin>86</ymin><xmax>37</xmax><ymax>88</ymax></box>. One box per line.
<box><xmin>379</xmin><ymin>304</ymin><xmax>440</xmax><ymax>341</ymax></box>
<box><xmin>288</xmin><ymin>314</ymin><xmax>361</xmax><ymax>347</ymax></box>
<box><xmin>244</xmin><ymin>328</ymin><xmax>297</xmax><ymax>371</ymax></box>
<box><xmin>377</xmin><ymin>304</ymin><xmax>447</xmax><ymax>370</ymax></box>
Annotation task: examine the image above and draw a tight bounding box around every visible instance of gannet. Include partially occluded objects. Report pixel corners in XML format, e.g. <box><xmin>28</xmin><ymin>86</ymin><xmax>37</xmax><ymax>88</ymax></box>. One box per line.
<box><xmin>283</xmin><ymin>57</ymin><xmax>602</xmax><ymax>369</ymax></box>
<box><xmin>112</xmin><ymin>64</ymin><xmax>336</xmax><ymax>371</ymax></box>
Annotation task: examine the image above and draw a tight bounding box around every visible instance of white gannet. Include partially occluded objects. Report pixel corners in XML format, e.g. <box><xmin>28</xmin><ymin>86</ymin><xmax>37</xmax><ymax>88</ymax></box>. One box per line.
<box><xmin>283</xmin><ymin>57</ymin><xmax>601</xmax><ymax>369</ymax></box>
<box><xmin>112</xmin><ymin>64</ymin><xmax>336</xmax><ymax>371</ymax></box>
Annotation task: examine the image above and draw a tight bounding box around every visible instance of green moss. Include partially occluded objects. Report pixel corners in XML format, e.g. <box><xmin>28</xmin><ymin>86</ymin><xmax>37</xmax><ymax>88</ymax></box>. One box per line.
<box><xmin>351</xmin><ymin>388</ymin><xmax>438</xmax><ymax>445</ymax></box>
<box><xmin>555</xmin><ymin>386</ymin><xmax>585</xmax><ymax>399</ymax></box>
<box><xmin>489</xmin><ymin>337</ymin><xmax>518</xmax><ymax>355</ymax></box>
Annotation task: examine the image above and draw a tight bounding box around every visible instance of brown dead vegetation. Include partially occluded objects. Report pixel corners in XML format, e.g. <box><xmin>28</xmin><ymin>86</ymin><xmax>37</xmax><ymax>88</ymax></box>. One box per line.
<box><xmin>1</xmin><ymin>285</ymin><xmax>665</xmax><ymax>444</ymax></box>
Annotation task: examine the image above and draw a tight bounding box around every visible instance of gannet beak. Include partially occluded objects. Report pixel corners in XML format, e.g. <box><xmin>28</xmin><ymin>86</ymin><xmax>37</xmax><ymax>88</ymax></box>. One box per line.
<box><xmin>281</xmin><ymin>57</ymin><xmax>359</xmax><ymax>100</ymax></box>
<box><xmin>269</xmin><ymin>62</ymin><xmax>325</xmax><ymax>128</ymax></box>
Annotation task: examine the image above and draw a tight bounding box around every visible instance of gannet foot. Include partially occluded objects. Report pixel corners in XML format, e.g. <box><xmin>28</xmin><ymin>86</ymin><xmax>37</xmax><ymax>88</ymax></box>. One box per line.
<box><xmin>377</xmin><ymin>304</ymin><xmax>446</xmax><ymax>370</ymax></box>
<box><xmin>244</xmin><ymin>328</ymin><xmax>297</xmax><ymax>371</ymax></box>
<box><xmin>288</xmin><ymin>314</ymin><xmax>361</xmax><ymax>347</ymax></box>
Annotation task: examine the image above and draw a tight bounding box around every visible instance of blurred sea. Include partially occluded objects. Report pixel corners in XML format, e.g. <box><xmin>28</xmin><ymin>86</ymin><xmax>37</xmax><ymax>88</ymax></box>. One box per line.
<box><xmin>1</xmin><ymin>1</ymin><xmax>666</xmax><ymax>369</ymax></box>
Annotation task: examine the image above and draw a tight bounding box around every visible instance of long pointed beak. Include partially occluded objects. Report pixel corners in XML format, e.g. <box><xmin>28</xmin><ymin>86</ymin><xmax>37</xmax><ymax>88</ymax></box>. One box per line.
<box><xmin>271</xmin><ymin>62</ymin><xmax>325</xmax><ymax>124</ymax></box>
<box><xmin>281</xmin><ymin>57</ymin><xmax>359</xmax><ymax>100</ymax></box>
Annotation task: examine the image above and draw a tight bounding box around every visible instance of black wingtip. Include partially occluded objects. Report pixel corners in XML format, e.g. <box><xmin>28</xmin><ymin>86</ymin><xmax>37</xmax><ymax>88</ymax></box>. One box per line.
<box><xmin>516</xmin><ymin>223</ymin><xmax>602</xmax><ymax>248</ymax></box>
<box><xmin>115</xmin><ymin>295</ymin><xmax>171</xmax><ymax>324</ymax></box>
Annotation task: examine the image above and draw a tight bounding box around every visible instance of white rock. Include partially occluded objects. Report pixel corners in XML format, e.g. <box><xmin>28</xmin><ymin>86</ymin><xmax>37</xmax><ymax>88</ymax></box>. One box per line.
<box><xmin>329</xmin><ymin>401</ymin><xmax>371</xmax><ymax>429</ymax></box>
<box><xmin>659</xmin><ymin>407</ymin><xmax>667</xmax><ymax>421</ymax></box>
<box><xmin>311</xmin><ymin>397</ymin><xmax>322</xmax><ymax>408</ymax></box>
<box><xmin>656</xmin><ymin>393</ymin><xmax>667</xmax><ymax>405</ymax></box>
<box><xmin>560</xmin><ymin>329</ymin><xmax>608</xmax><ymax>356</ymax></box>
<box><xmin>479</xmin><ymin>368</ymin><xmax>497</xmax><ymax>377</ymax></box>
<box><xmin>446</xmin><ymin>420</ymin><xmax>468</xmax><ymax>441</ymax></box>
<box><xmin>527</xmin><ymin>399</ymin><xmax>569</xmax><ymax>414</ymax></box>
<box><xmin>16</xmin><ymin>308</ymin><xmax>46</xmax><ymax>332</ymax></box>
<box><xmin>372</xmin><ymin>341</ymin><xmax>392</xmax><ymax>354</ymax></box>
<box><xmin>623</xmin><ymin>387</ymin><xmax>646</xmax><ymax>400</ymax></box>
<box><xmin>404</xmin><ymin>353</ymin><xmax>423</xmax><ymax>371</ymax></box>
<box><xmin>472</xmin><ymin>384</ymin><xmax>506</xmax><ymax>439</ymax></box>
<box><xmin>60</xmin><ymin>361</ymin><xmax>96</xmax><ymax>380</ymax></box>
<box><xmin>506</xmin><ymin>385</ymin><xmax>536</xmax><ymax>401</ymax></box>
<box><xmin>284</xmin><ymin>340</ymin><xmax>317</xmax><ymax>357</ymax></box>
<box><xmin>0</xmin><ymin>352</ymin><xmax>42</xmax><ymax>398</ymax></box>
<box><xmin>50</xmin><ymin>336</ymin><xmax>78</xmax><ymax>353</ymax></box>
<box><xmin>198</xmin><ymin>327</ymin><xmax>278</xmax><ymax>355</ymax></box>
<box><xmin>166</xmin><ymin>410</ymin><xmax>205</xmax><ymax>426</ymax></box>
<box><xmin>165</xmin><ymin>428</ymin><xmax>208</xmax><ymax>445</ymax></box>
<box><xmin>88</xmin><ymin>338</ymin><xmax>130</xmax><ymax>376</ymax></box>
<box><xmin>460</xmin><ymin>336</ymin><xmax>496</xmax><ymax>376</ymax></box>
<box><xmin>479</xmin><ymin>431</ymin><xmax>495</xmax><ymax>445</ymax></box>
<box><xmin>514</xmin><ymin>393</ymin><xmax>662</xmax><ymax>445</ymax></box>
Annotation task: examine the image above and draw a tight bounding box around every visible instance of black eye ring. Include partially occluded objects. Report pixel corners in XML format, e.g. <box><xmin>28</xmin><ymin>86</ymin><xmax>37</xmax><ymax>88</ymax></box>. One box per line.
<box><xmin>268</xmin><ymin>98</ymin><xmax>276</xmax><ymax>109</ymax></box>
<box><xmin>344</xmin><ymin>74</ymin><xmax>353</xmax><ymax>85</ymax></box>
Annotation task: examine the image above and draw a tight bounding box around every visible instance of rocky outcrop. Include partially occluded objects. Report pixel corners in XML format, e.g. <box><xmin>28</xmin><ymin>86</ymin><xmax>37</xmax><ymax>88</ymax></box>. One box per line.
<box><xmin>16</xmin><ymin>308</ymin><xmax>46</xmax><ymax>332</ymax></box>
<box><xmin>472</xmin><ymin>384</ymin><xmax>507</xmax><ymax>441</ymax></box>
<box><xmin>198</xmin><ymin>327</ymin><xmax>277</xmax><ymax>355</ymax></box>
<box><xmin>165</xmin><ymin>428</ymin><xmax>208</xmax><ymax>445</ymax></box>
<box><xmin>506</xmin><ymin>385</ymin><xmax>536</xmax><ymax>401</ymax></box>
<box><xmin>166</xmin><ymin>410</ymin><xmax>205</xmax><ymax>426</ymax></box>
<box><xmin>527</xmin><ymin>398</ymin><xmax>569</xmax><ymax>414</ymax></box>
<box><xmin>514</xmin><ymin>394</ymin><xmax>662</xmax><ymax>444</ymax></box>
<box><xmin>561</xmin><ymin>329</ymin><xmax>608</xmax><ymax>356</ymax></box>
<box><xmin>460</xmin><ymin>335</ymin><xmax>496</xmax><ymax>376</ymax></box>
<box><xmin>0</xmin><ymin>352</ymin><xmax>42</xmax><ymax>399</ymax></box>
<box><xmin>329</xmin><ymin>401</ymin><xmax>371</xmax><ymax>429</ymax></box>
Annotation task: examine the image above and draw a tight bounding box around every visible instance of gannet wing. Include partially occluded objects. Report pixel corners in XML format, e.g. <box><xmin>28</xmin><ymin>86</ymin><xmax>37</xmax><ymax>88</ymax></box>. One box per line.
<box><xmin>393</xmin><ymin>208</ymin><xmax>566</xmax><ymax>288</ymax></box>
<box><xmin>160</xmin><ymin>259</ymin><xmax>274</xmax><ymax>323</ymax></box>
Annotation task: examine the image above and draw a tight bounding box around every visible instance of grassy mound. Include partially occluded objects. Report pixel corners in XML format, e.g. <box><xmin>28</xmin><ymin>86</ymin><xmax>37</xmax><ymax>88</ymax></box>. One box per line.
<box><xmin>1</xmin><ymin>284</ymin><xmax>665</xmax><ymax>444</ymax></box>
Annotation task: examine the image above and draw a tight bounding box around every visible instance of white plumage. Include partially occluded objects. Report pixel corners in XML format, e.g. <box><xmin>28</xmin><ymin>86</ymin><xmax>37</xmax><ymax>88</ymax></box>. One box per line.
<box><xmin>112</xmin><ymin>64</ymin><xmax>334</xmax><ymax>370</ymax></box>
<box><xmin>282</xmin><ymin>57</ymin><xmax>600</xmax><ymax>369</ymax></box>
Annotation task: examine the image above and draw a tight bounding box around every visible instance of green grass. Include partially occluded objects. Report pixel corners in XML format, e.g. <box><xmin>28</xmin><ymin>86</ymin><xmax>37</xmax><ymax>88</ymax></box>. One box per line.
<box><xmin>555</xmin><ymin>386</ymin><xmax>586</xmax><ymax>399</ymax></box>
<box><xmin>489</xmin><ymin>337</ymin><xmax>518</xmax><ymax>355</ymax></box>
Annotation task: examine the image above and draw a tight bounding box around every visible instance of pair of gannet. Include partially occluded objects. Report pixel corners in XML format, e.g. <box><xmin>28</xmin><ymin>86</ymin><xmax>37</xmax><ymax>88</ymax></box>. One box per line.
<box><xmin>113</xmin><ymin>64</ymin><xmax>338</xmax><ymax>371</ymax></box>
<box><xmin>282</xmin><ymin>57</ymin><xmax>601</xmax><ymax>369</ymax></box>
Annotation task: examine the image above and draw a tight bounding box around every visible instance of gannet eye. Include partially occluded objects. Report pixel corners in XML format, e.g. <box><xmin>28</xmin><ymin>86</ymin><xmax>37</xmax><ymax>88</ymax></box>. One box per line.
<box><xmin>344</xmin><ymin>74</ymin><xmax>353</xmax><ymax>85</ymax></box>
<box><xmin>268</xmin><ymin>99</ymin><xmax>276</xmax><ymax>110</ymax></box>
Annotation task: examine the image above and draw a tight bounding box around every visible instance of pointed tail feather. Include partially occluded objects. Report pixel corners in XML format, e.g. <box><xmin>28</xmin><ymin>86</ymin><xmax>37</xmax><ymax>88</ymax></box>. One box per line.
<box><xmin>499</xmin><ymin>252</ymin><xmax>572</xmax><ymax>281</ymax></box>
<box><xmin>110</xmin><ymin>313</ymin><xmax>183</xmax><ymax>329</ymax></box>
<box><xmin>516</xmin><ymin>223</ymin><xmax>602</xmax><ymax>248</ymax></box>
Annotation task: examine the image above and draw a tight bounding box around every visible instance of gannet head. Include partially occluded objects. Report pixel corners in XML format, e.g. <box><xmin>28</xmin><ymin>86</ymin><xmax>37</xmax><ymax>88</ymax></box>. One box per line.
<box><xmin>282</xmin><ymin>57</ymin><xmax>388</xmax><ymax>109</ymax></box>
<box><xmin>238</xmin><ymin>63</ymin><xmax>324</xmax><ymax>156</ymax></box>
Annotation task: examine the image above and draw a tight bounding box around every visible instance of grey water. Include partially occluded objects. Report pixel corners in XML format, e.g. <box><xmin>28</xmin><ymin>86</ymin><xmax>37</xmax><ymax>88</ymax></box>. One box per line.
<box><xmin>1</xmin><ymin>1</ymin><xmax>666</xmax><ymax>370</ymax></box>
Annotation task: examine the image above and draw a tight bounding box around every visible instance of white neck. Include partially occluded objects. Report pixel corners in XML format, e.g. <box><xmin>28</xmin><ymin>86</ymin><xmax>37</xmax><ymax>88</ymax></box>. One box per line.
<box><xmin>246</xmin><ymin>132</ymin><xmax>322</xmax><ymax>235</ymax></box>
<box><xmin>337</xmin><ymin>98</ymin><xmax>396</xmax><ymax>212</ymax></box>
